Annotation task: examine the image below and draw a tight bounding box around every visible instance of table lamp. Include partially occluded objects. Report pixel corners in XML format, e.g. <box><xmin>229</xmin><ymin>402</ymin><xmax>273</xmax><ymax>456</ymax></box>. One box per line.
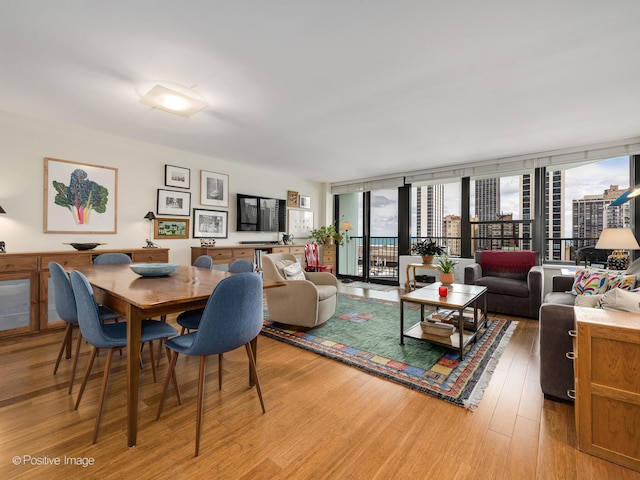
<box><xmin>595</xmin><ymin>227</ymin><xmax>640</xmax><ymax>270</ymax></box>
<box><xmin>339</xmin><ymin>220</ymin><xmax>353</xmax><ymax>282</ymax></box>
<box><xmin>143</xmin><ymin>211</ymin><xmax>158</xmax><ymax>248</ymax></box>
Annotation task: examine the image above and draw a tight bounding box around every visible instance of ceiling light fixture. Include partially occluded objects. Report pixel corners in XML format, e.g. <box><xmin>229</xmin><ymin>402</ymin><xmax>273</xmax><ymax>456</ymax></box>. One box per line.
<box><xmin>137</xmin><ymin>82</ymin><xmax>208</xmax><ymax>118</ymax></box>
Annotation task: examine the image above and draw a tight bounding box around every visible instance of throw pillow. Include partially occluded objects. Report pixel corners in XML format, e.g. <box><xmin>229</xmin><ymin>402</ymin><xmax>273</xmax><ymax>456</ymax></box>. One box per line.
<box><xmin>570</xmin><ymin>268</ymin><xmax>609</xmax><ymax>295</ymax></box>
<box><xmin>574</xmin><ymin>294</ymin><xmax>604</xmax><ymax>308</ymax></box>
<box><xmin>606</xmin><ymin>272</ymin><xmax>636</xmax><ymax>291</ymax></box>
<box><xmin>598</xmin><ymin>288</ymin><xmax>640</xmax><ymax>313</ymax></box>
<box><xmin>283</xmin><ymin>262</ymin><xmax>306</xmax><ymax>280</ymax></box>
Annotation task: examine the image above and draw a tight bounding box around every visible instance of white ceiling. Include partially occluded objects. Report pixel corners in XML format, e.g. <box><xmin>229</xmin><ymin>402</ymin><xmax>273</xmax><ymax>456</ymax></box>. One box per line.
<box><xmin>2</xmin><ymin>1</ymin><xmax>640</xmax><ymax>184</ymax></box>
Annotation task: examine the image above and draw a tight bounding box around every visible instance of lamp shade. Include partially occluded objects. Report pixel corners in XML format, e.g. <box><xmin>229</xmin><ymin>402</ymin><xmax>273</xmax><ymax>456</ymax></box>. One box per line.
<box><xmin>340</xmin><ymin>221</ymin><xmax>353</xmax><ymax>231</ymax></box>
<box><xmin>144</xmin><ymin>211</ymin><xmax>156</xmax><ymax>221</ymax></box>
<box><xmin>595</xmin><ymin>228</ymin><xmax>640</xmax><ymax>250</ymax></box>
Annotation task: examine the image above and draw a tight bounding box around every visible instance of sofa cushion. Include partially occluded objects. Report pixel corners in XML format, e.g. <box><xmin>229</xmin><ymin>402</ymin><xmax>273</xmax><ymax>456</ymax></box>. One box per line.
<box><xmin>606</xmin><ymin>272</ymin><xmax>636</xmax><ymax>291</ymax></box>
<box><xmin>283</xmin><ymin>261</ymin><xmax>306</xmax><ymax>280</ymax></box>
<box><xmin>598</xmin><ymin>288</ymin><xmax>640</xmax><ymax>313</ymax></box>
<box><xmin>316</xmin><ymin>284</ymin><xmax>338</xmax><ymax>302</ymax></box>
<box><xmin>476</xmin><ymin>276</ymin><xmax>529</xmax><ymax>297</ymax></box>
<box><xmin>478</xmin><ymin>250</ymin><xmax>536</xmax><ymax>281</ymax></box>
<box><xmin>544</xmin><ymin>291</ymin><xmax>576</xmax><ymax>306</ymax></box>
<box><xmin>570</xmin><ymin>268</ymin><xmax>608</xmax><ymax>295</ymax></box>
<box><xmin>574</xmin><ymin>294</ymin><xmax>604</xmax><ymax>308</ymax></box>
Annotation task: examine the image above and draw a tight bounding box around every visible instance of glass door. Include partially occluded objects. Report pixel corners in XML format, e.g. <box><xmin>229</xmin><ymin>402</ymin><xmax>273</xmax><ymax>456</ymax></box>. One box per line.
<box><xmin>337</xmin><ymin>189</ymin><xmax>399</xmax><ymax>284</ymax></box>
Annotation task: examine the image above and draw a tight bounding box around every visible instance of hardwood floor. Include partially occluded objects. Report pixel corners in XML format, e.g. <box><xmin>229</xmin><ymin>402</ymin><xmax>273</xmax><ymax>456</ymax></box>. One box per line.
<box><xmin>1</xmin><ymin>284</ymin><xmax>640</xmax><ymax>479</ymax></box>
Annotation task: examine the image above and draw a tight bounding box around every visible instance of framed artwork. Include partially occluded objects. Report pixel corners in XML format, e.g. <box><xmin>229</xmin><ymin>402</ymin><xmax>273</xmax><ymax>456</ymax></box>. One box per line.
<box><xmin>164</xmin><ymin>164</ymin><xmax>190</xmax><ymax>189</ymax></box>
<box><xmin>193</xmin><ymin>208</ymin><xmax>228</xmax><ymax>238</ymax></box>
<box><xmin>44</xmin><ymin>157</ymin><xmax>118</xmax><ymax>233</ymax></box>
<box><xmin>157</xmin><ymin>189</ymin><xmax>191</xmax><ymax>216</ymax></box>
<box><xmin>287</xmin><ymin>209</ymin><xmax>314</xmax><ymax>238</ymax></box>
<box><xmin>299</xmin><ymin>195</ymin><xmax>311</xmax><ymax>209</ymax></box>
<box><xmin>287</xmin><ymin>190</ymin><xmax>299</xmax><ymax>208</ymax></box>
<box><xmin>154</xmin><ymin>217</ymin><xmax>190</xmax><ymax>239</ymax></box>
<box><xmin>200</xmin><ymin>170</ymin><xmax>229</xmax><ymax>207</ymax></box>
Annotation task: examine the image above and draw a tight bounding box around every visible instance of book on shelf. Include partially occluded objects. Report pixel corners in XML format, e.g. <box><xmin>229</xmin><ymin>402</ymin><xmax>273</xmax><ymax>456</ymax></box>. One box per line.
<box><xmin>428</xmin><ymin>308</ymin><xmax>484</xmax><ymax>327</ymax></box>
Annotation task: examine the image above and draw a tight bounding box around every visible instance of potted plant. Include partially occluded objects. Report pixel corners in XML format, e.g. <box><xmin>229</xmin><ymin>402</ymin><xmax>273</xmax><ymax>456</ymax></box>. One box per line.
<box><xmin>409</xmin><ymin>239</ymin><xmax>444</xmax><ymax>264</ymax></box>
<box><xmin>438</xmin><ymin>256</ymin><xmax>457</xmax><ymax>284</ymax></box>
<box><xmin>309</xmin><ymin>225</ymin><xmax>345</xmax><ymax>246</ymax></box>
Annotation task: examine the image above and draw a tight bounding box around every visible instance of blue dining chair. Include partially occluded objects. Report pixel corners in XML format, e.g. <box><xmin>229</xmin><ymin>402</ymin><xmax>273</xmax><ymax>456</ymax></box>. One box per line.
<box><xmin>228</xmin><ymin>258</ymin><xmax>255</xmax><ymax>273</ymax></box>
<box><xmin>93</xmin><ymin>253</ymin><xmax>132</xmax><ymax>264</ymax></box>
<box><xmin>156</xmin><ymin>273</ymin><xmax>266</xmax><ymax>457</ymax></box>
<box><xmin>49</xmin><ymin>261</ymin><xmax>121</xmax><ymax>394</ymax></box>
<box><xmin>70</xmin><ymin>270</ymin><xmax>178</xmax><ymax>443</ymax></box>
<box><xmin>193</xmin><ymin>255</ymin><xmax>213</xmax><ymax>269</ymax></box>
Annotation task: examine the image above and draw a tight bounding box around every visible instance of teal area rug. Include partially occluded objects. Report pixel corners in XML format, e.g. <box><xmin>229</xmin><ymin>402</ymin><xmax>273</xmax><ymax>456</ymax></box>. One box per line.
<box><xmin>342</xmin><ymin>281</ymin><xmax>398</xmax><ymax>292</ymax></box>
<box><xmin>262</xmin><ymin>293</ymin><xmax>516</xmax><ymax>409</ymax></box>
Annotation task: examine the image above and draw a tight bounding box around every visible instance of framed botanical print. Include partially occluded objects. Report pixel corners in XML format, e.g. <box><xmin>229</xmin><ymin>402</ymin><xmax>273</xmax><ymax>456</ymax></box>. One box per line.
<box><xmin>154</xmin><ymin>217</ymin><xmax>190</xmax><ymax>239</ymax></box>
<box><xmin>193</xmin><ymin>208</ymin><xmax>228</xmax><ymax>238</ymax></box>
<box><xmin>157</xmin><ymin>189</ymin><xmax>191</xmax><ymax>216</ymax></box>
<box><xmin>164</xmin><ymin>164</ymin><xmax>190</xmax><ymax>189</ymax></box>
<box><xmin>200</xmin><ymin>170</ymin><xmax>229</xmax><ymax>207</ymax></box>
<box><xmin>287</xmin><ymin>190</ymin><xmax>299</xmax><ymax>208</ymax></box>
<box><xmin>44</xmin><ymin>157</ymin><xmax>118</xmax><ymax>233</ymax></box>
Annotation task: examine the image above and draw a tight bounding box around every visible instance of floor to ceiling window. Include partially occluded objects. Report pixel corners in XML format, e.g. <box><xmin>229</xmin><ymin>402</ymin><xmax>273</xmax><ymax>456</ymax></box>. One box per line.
<box><xmin>410</xmin><ymin>181</ymin><xmax>461</xmax><ymax>256</ymax></box>
<box><xmin>336</xmin><ymin>189</ymin><xmax>399</xmax><ymax>283</ymax></box>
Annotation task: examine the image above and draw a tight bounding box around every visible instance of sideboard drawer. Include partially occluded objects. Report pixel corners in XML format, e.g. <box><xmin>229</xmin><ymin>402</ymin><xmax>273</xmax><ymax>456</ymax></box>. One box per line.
<box><xmin>132</xmin><ymin>250</ymin><xmax>169</xmax><ymax>263</ymax></box>
<box><xmin>41</xmin><ymin>254</ymin><xmax>92</xmax><ymax>269</ymax></box>
<box><xmin>0</xmin><ymin>256</ymin><xmax>39</xmax><ymax>272</ymax></box>
<box><xmin>233</xmin><ymin>248</ymin><xmax>255</xmax><ymax>259</ymax></box>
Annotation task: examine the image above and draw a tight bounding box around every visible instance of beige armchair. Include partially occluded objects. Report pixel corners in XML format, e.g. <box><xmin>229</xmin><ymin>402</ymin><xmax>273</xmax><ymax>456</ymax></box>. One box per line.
<box><xmin>262</xmin><ymin>253</ymin><xmax>338</xmax><ymax>329</ymax></box>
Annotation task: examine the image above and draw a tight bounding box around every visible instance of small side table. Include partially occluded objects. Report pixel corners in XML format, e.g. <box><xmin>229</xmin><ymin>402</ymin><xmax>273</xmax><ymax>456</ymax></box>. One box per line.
<box><xmin>405</xmin><ymin>262</ymin><xmax>442</xmax><ymax>291</ymax></box>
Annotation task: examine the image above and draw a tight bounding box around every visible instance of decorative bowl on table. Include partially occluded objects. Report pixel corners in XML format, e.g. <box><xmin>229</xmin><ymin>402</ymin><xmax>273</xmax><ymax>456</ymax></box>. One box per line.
<box><xmin>64</xmin><ymin>242</ymin><xmax>106</xmax><ymax>251</ymax></box>
<box><xmin>129</xmin><ymin>263</ymin><xmax>179</xmax><ymax>277</ymax></box>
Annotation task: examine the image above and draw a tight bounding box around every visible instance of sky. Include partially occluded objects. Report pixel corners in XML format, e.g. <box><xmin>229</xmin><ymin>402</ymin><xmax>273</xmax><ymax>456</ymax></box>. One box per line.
<box><xmin>369</xmin><ymin>156</ymin><xmax>629</xmax><ymax>238</ymax></box>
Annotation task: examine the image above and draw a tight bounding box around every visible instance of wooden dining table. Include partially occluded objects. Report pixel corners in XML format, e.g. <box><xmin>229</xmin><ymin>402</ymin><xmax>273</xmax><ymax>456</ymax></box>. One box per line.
<box><xmin>75</xmin><ymin>263</ymin><xmax>282</xmax><ymax>447</ymax></box>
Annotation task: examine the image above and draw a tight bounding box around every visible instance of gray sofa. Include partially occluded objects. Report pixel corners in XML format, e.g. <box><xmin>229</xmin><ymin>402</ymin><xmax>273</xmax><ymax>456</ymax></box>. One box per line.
<box><xmin>464</xmin><ymin>250</ymin><xmax>543</xmax><ymax>319</ymax></box>
<box><xmin>539</xmin><ymin>258</ymin><xmax>640</xmax><ymax>402</ymax></box>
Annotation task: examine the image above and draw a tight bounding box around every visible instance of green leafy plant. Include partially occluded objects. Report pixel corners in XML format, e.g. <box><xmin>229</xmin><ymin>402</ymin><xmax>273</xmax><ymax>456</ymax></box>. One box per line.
<box><xmin>438</xmin><ymin>256</ymin><xmax>457</xmax><ymax>273</ymax></box>
<box><xmin>409</xmin><ymin>239</ymin><xmax>444</xmax><ymax>256</ymax></box>
<box><xmin>309</xmin><ymin>225</ymin><xmax>345</xmax><ymax>246</ymax></box>
<box><xmin>52</xmin><ymin>169</ymin><xmax>109</xmax><ymax>225</ymax></box>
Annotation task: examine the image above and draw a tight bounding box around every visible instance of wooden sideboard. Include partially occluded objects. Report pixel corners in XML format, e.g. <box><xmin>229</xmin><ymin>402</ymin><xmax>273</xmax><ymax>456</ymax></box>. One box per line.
<box><xmin>574</xmin><ymin>306</ymin><xmax>640</xmax><ymax>472</ymax></box>
<box><xmin>0</xmin><ymin>248</ymin><xmax>169</xmax><ymax>338</ymax></box>
<box><xmin>191</xmin><ymin>244</ymin><xmax>305</xmax><ymax>270</ymax></box>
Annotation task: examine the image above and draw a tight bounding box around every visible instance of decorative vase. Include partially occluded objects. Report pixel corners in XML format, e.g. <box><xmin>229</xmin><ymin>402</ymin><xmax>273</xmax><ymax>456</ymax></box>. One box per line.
<box><xmin>441</xmin><ymin>272</ymin><xmax>454</xmax><ymax>285</ymax></box>
<box><xmin>421</xmin><ymin>255</ymin><xmax>433</xmax><ymax>265</ymax></box>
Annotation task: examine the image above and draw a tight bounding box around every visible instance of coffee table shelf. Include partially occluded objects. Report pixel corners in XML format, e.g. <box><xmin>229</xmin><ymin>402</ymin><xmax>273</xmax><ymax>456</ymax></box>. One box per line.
<box><xmin>400</xmin><ymin>282</ymin><xmax>488</xmax><ymax>360</ymax></box>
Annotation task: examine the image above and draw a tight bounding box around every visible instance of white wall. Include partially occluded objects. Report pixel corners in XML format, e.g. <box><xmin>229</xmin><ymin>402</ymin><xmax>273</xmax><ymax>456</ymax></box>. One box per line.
<box><xmin>0</xmin><ymin>111</ymin><xmax>324</xmax><ymax>265</ymax></box>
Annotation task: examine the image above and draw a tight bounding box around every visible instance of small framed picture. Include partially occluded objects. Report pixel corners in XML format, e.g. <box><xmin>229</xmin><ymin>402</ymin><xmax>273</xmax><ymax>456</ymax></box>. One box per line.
<box><xmin>200</xmin><ymin>170</ymin><xmax>229</xmax><ymax>207</ymax></box>
<box><xmin>165</xmin><ymin>165</ymin><xmax>190</xmax><ymax>189</ymax></box>
<box><xmin>157</xmin><ymin>189</ymin><xmax>191</xmax><ymax>216</ymax></box>
<box><xmin>193</xmin><ymin>208</ymin><xmax>228</xmax><ymax>238</ymax></box>
<box><xmin>154</xmin><ymin>217</ymin><xmax>190</xmax><ymax>239</ymax></box>
<box><xmin>287</xmin><ymin>190</ymin><xmax>299</xmax><ymax>208</ymax></box>
<box><xmin>299</xmin><ymin>195</ymin><xmax>311</xmax><ymax>209</ymax></box>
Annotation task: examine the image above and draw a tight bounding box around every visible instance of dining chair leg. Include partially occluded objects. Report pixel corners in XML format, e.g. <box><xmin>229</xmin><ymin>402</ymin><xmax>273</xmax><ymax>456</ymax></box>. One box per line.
<box><xmin>93</xmin><ymin>348</ymin><xmax>115</xmax><ymax>444</ymax></box>
<box><xmin>218</xmin><ymin>353</ymin><xmax>223</xmax><ymax>390</ymax></box>
<box><xmin>148</xmin><ymin>340</ymin><xmax>157</xmax><ymax>383</ymax></box>
<box><xmin>167</xmin><ymin>347</ymin><xmax>181</xmax><ymax>404</ymax></box>
<box><xmin>195</xmin><ymin>355</ymin><xmax>207</xmax><ymax>457</ymax></box>
<box><xmin>75</xmin><ymin>347</ymin><xmax>99</xmax><ymax>410</ymax></box>
<box><xmin>155</xmin><ymin>315</ymin><xmax>167</xmax><ymax>368</ymax></box>
<box><xmin>53</xmin><ymin>323</ymin><xmax>74</xmax><ymax>374</ymax></box>
<box><xmin>245</xmin><ymin>343</ymin><xmax>266</xmax><ymax>413</ymax></box>
<box><xmin>68</xmin><ymin>329</ymin><xmax>83</xmax><ymax>394</ymax></box>
<box><xmin>156</xmin><ymin>350</ymin><xmax>180</xmax><ymax>420</ymax></box>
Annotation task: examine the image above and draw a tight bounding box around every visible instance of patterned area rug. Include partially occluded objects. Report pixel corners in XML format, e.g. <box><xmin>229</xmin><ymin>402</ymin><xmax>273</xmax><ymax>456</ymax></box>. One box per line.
<box><xmin>262</xmin><ymin>293</ymin><xmax>516</xmax><ymax>409</ymax></box>
<box><xmin>342</xmin><ymin>281</ymin><xmax>398</xmax><ymax>292</ymax></box>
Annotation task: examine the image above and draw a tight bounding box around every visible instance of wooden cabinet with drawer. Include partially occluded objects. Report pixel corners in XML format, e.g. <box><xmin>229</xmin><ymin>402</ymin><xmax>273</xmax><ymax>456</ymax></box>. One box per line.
<box><xmin>574</xmin><ymin>306</ymin><xmax>640</xmax><ymax>472</ymax></box>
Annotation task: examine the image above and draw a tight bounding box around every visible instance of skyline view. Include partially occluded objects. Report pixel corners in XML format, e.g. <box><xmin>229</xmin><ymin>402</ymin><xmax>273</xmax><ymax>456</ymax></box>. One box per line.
<box><xmin>366</xmin><ymin>156</ymin><xmax>629</xmax><ymax>239</ymax></box>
